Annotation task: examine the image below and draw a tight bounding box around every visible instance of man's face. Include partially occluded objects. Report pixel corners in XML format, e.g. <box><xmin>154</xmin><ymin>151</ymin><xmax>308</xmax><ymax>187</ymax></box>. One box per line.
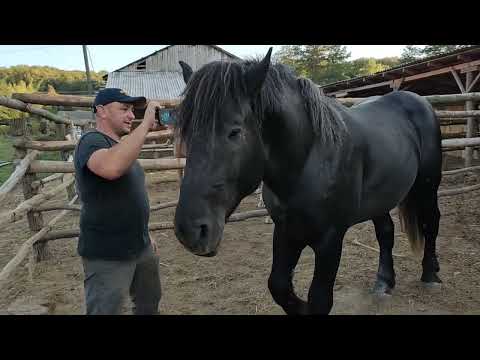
<box><xmin>97</xmin><ymin>102</ymin><xmax>136</xmax><ymax>136</ymax></box>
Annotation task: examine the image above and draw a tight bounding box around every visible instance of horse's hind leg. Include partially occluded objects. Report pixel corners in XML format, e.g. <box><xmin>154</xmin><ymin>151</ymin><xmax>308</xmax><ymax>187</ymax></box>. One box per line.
<box><xmin>372</xmin><ymin>214</ymin><xmax>396</xmax><ymax>295</ymax></box>
<box><xmin>268</xmin><ymin>221</ymin><xmax>308</xmax><ymax>315</ymax></box>
<box><xmin>417</xmin><ymin>182</ymin><xmax>442</xmax><ymax>285</ymax></box>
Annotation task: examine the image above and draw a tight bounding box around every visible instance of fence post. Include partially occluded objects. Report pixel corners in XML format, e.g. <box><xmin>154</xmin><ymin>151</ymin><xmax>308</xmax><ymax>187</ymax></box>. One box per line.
<box><xmin>12</xmin><ymin>116</ymin><xmax>49</xmax><ymax>262</ymax></box>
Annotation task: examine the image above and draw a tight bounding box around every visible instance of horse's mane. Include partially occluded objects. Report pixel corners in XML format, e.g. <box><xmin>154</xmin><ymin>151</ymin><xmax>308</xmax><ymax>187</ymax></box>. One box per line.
<box><xmin>176</xmin><ymin>58</ymin><xmax>347</xmax><ymax>147</ymax></box>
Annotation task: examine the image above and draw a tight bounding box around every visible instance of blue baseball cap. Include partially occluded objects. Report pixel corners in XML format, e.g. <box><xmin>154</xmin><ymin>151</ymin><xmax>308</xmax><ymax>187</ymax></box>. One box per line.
<box><xmin>93</xmin><ymin>88</ymin><xmax>146</xmax><ymax>112</ymax></box>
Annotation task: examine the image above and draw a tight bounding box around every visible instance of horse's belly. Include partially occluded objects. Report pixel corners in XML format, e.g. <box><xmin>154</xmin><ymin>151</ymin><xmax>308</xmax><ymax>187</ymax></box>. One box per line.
<box><xmin>353</xmin><ymin>169</ymin><xmax>417</xmax><ymax>224</ymax></box>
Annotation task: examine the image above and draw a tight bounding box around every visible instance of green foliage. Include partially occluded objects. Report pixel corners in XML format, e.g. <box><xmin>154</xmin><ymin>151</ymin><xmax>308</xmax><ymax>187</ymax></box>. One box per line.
<box><xmin>276</xmin><ymin>45</ymin><xmax>352</xmax><ymax>85</ymax></box>
<box><xmin>0</xmin><ymin>135</ymin><xmax>14</xmax><ymax>185</ymax></box>
<box><xmin>276</xmin><ymin>45</ymin><xmax>475</xmax><ymax>85</ymax></box>
<box><xmin>0</xmin><ymin>65</ymin><xmax>107</xmax><ymax>122</ymax></box>
<box><xmin>276</xmin><ymin>45</ymin><xmax>402</xmax><ymax>85</ymax></box>
<box><xmin>400</xmin><ymin>45</ymin><xmax>473</xmax><ymax>63</ymax></box>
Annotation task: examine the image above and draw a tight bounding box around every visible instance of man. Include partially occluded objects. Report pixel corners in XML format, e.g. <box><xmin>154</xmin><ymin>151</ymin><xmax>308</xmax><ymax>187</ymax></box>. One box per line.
<box><xmin>74</xmin><ymin>88</ymin><xmax>163</xmax><ymax>315</ymax></box>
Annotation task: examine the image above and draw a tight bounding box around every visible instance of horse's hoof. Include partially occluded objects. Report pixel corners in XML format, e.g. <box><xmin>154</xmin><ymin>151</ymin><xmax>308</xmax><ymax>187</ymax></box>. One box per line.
<box><xmin>421</xmin><ymin>281</ymin><xmax>442</xmax><ymax>290</ymax></box>
<box><xmin>372</xmin><ymin>281</ymin><xmax>394</xmax><ymax>297</ymax></box>
<box><xmin>421</xmin><ymin>273</ymin><xmax>442</xmax><ymax>285</ymax></box>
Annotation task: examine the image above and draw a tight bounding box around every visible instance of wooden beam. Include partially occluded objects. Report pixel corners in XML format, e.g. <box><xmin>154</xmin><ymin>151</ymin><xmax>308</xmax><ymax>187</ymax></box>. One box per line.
<box><xmin>461</xmin><ymin>65</ymin><xmax>479</xmax><ymax>73</ymax></box>
<box><xmin>402</xmin><ymin>68</ymin><xmax>416</xmax><ymax>76</ymax></box>
<box><xmin>438</xmin><ymin>183</ymin><xmax>480</xmax><ymax>197</ymax></box>
<box><xmin>440</xmin><ymin>119</ymin><xmax>468</xmax><ymax>126</ymax></box>
<box><xmin>424</xmin><ymin>92</ymin><xmax>480</xmax><ymax>104</ymax></box>
<box><xmin>13</xmin><ymin>139</ymin><xmax>76</xmax><ymax>152</ymax></box>
<box><xmin>442</xmin><ymin>137</ymin><xmax>480</xmax><ymax>148</ymax></box>
<box><xmin>11</xmin><ymin>93</ymin><xmax>183</xmax><ymax>109</ymax></box>
<box><xmin>466</xmin><ymin>71</ymin><xmax>480</xmax><ymax>92</ymax></box>
<box><xmin>0</xmin><ymin>195</ymin><xmax>78</xmax><ymax>287</ymax></box>
<box><xmin>0</xmin><ymin>175</ymin><xmax>75</xmax><ymax>228</ymax></box>
<box><xmin>0</xmin><ymin>96</ymin><xmax>85</xmax><ymax>126</ymax></box>
<box><xmin>327</xmin><ymin>80</ymin><xmax>392</xmax><ymax>95</ymax></box>
<box><xmin>405</xmin><ymin>59</ymin><xmax>480</xmax><ymax>82</ymax></box>
<box><xmin>12</xmin><ymin>93</ymin><xmax>94</xmax><ymax>107</ymax></box>
<box><xmin>450</xmin><ymin>69</ymin><xmax>466</xmax><ymax>93</ymax></box>
<box><xmin>435</xmin><ymin>110</ymin><xmax>480</xmax><ymax>118</ymax></box>
<box><xmin>442</xmin><ymin>132</ymin><xmax>480</xmax><ymax>139</ymax></box>
<box><xmin>325</xmin><ymin>59</ymin><xmax>480</xmax><ymax>96</ymax></box>
<box><xmin>145</xmin><ymin>129</ymin><xmax>174</xmax><ymax>141</ymax></box>
<box><xmin>28</xmin><ymin>158</ymin><xmax>186</xmax><ymax>173</ymax></box>
<box><xmin>0</xmin><ymin>151</ymin><xmax>39</xmax><ymax>204</ymax></box>
<box><xmin>443</xmin><ymin>165</ymin><xmax>480</xmax><ymax>176</ymax></box>
<box><xmin>37</xmin><ymin>209</ymin><xmax>271</xmax><ymax>243</ymax></box>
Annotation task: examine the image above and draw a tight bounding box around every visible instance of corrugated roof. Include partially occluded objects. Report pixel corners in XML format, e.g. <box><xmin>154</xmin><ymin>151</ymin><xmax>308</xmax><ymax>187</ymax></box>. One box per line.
<box><xmin>106</xmin><ymin>71</ymin><xmax>185</xmax><ymax>100</ymax></box>
<box><xmin>320</xmin><ymin>45</ymin><xmax>480</xmax><ymax>91</ymax></box>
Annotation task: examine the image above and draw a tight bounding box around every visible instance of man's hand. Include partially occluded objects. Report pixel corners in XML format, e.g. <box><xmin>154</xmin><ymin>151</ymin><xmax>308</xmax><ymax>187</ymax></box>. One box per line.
<box><xmin>143</xmin><ymin>101</ymin><xmax>164</xmax><ymax>130</ymax></box>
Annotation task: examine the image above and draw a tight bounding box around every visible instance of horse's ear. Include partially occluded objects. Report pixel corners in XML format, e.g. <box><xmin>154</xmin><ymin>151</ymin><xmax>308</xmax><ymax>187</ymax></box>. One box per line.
<box><xmin>179</xmin><ymin>61</ymin><xmax>193</xmax><ymax>84</ymax></box>
<box><xmin>245</xmin><ymin>47</ymin><xmax>273</xmax><ymax>95</ymax></box>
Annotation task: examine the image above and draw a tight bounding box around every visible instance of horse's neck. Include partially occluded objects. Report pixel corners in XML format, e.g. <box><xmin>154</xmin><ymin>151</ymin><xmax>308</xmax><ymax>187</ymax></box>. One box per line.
<box><xmin>261</xmin><ymin>107</ymin><xmax>314</xmax><ymax>199</ymax></box>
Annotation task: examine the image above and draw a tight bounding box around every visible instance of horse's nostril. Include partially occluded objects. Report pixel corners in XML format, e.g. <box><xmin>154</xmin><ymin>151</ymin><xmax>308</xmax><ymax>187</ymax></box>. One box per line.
<box><xmin>199</xmin><ymin>224</ymin><xmax>208</xmax><ymax>239</ymax></box>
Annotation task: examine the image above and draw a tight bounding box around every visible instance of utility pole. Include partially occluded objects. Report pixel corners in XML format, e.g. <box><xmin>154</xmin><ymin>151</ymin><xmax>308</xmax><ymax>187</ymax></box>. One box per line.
<box><xmin>82</xmin><ymin>45</ymin><xmax>93</xmax><ymax>95</ymax></box>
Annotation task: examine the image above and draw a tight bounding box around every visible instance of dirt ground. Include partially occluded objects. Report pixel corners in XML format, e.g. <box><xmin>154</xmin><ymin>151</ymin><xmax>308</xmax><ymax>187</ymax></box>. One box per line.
<box><xmin>1</xmin><ymin>154</ymin><xmax>479</xmax><ymax>315</ymax></box>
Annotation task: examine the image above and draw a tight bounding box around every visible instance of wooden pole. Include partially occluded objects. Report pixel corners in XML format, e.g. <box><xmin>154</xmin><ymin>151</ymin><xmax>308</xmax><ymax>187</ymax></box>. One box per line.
<box><xmin>82</xmin><ymin>45</ymin><xmax>94</xmax><ymax>95</ymax></box>
<box><xmin>337</xmin><ymin>93</ymin><xmax>480</xmax><ymax>107</ymax></box>
<box><xmin>442</xmin><ymin>165</ymin><xmax>480</xmax><ymax>176</ymax></box>
<box><xmin>0</xmin><ymin>195</ymin><xmax>78</xmax><ymax>288</ymax></box>
<box><xmin>0</xmin><ymin>95</ymin><xmax>88</xmax><ymax>126</ymax></box>
<box><xmin>11</xmin><ymin>93</ymin><xmax>182</xmax><ymax>108</ymax></box>
<box><xmin>36</xmin><ymin>209</ymin><xmax>272</xmax><ymax>243</ymax></box>
<box><xmin>0</xmin><ymin>175</ymin><xmax>75</xmax><ymax>228</ymax></box>
<box><xmin>442</xmin><ymin>137</ymin><xmax>480</xmax><ymax>148</ymax></box>
<box><xmin>31</xmin><ymin>173</ymin><xmax>64</xmax><ymax>190</ymax></box>
<box><xmin>13</xmin><ymin>139</ymin><xmax>175</xmax><ymax>152</ymax></box>
<box><xmin>465</xmin><ymin>71</ymin><xmax>475</xmax><ymax>167</ymax></box>
<box><xmin>28</xmin><ymin>158</ymin><xmax>186</xmax><ymax>174</ymax></box>
<box><xmin>0</xmin><ymin>150</ymin><xmax>39</xmax><ymax>204</ymax></box>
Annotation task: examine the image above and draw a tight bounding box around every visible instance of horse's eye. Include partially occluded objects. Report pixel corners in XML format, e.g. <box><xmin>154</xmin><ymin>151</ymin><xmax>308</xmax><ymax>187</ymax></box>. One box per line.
<box><xmin>228</xmin><ymin>128</ymin><xmax>242</xmax><ymax>140</ymax></box>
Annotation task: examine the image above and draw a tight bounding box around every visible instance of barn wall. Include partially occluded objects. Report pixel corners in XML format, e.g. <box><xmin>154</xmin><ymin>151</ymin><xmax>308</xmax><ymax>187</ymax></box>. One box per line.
<box><xmin>122</xmin><ymin>45</ymin><xmax>234</xmax><ymax>72</ymax></box>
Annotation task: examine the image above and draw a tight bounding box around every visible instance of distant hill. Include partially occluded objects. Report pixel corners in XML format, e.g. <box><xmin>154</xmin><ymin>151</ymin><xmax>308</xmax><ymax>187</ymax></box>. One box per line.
<box><xmin>0</xmin><ymin>65</ymin><xmax>107</xmax><ymax>120</ymax></box>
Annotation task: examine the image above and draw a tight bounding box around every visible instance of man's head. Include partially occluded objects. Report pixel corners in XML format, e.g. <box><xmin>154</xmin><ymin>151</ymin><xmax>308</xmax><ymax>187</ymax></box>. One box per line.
<box><xmin>93</xmin><ymin>88</ymin><xmax>146</xmax><ymax>137</ymax></box>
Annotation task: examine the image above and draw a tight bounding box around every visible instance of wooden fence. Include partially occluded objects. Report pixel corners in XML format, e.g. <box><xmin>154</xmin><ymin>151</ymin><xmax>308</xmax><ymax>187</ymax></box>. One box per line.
<box><xmin>0</xmin><ymin>91</ymin><xmax>479</xmax><ymax>289</ymax></box>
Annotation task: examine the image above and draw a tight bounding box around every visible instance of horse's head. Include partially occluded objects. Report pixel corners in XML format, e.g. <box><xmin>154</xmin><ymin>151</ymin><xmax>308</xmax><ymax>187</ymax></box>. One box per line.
<box><xmin>174</xmin><ymin>48</ymin><xmax>273</xmax><ymax>256</ymax></box>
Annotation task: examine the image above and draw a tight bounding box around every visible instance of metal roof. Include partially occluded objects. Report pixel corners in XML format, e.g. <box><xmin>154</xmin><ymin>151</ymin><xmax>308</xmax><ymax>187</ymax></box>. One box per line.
<box><xmin>106</xmin><ymin>71</ymin><xmax>185</xmax><ymax>100</ymax></box>
<box><xmin>320</xmin><ymin>45</ymin><xmax>480</xmax><ymax>94</ymax></box>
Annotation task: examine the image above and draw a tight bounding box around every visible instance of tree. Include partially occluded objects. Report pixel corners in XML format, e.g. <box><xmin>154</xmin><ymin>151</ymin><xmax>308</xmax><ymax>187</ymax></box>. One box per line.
<box><xmin>0</xmin><ymin>65</ymin><xmax>107</xmax><ymax>122</ymax></box>
<box><xmin>400</xmin><ymin>45</ymin><xmax>424</xmax><ymax>63</ymax></box>
<box><xmin>344</xmin><ymin>58</ymin><xmax>391</xmax><ymax>78</ymax></box>
<box><xmin>400</xmin><ymin>45</ymin><xmax>473</xmax><ymax>63</ymax></box>
<box><xmin>276</xmin><ymin>45</ymin><xmax>351</xmax><ymax>85</ymax></box>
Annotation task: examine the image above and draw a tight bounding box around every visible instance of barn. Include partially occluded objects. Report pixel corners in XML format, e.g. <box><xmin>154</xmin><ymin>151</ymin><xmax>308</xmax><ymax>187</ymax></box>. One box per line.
<box><xmin>103</xmin><ymin>45</ymin><xmax>240</xmax><ymax>101</ymax></box>
<box><xmin>320</xmin><ymin>45</ymin><xmax>480</xmax><ymax>165</ymax></box>
<box><xmin>319</xmin><ymin>45</ymin><xmax>480</xmax><ymax>98</ymax></box>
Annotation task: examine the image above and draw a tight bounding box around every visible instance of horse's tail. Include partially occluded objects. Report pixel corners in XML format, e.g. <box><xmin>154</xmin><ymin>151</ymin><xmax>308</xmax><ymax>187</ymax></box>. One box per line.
<box><xmin>398</xmin><ymin>190</ymin><xmax>424</xmax><ymax>257</ymax></box>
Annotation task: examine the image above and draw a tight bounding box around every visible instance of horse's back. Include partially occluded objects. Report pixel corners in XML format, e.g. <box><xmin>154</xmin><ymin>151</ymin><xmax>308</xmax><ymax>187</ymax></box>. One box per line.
<box><xmin>345</xmin><ymin>91</ymin><xmax>441</xmax><ymax>221</ymax></box>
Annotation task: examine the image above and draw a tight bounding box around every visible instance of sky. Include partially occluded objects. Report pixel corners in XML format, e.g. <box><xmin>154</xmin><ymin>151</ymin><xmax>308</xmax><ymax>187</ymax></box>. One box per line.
<box><xmin>0</xmin><ymin>45</ymin><xmax>407</xmax><ymax>73</ymax></box>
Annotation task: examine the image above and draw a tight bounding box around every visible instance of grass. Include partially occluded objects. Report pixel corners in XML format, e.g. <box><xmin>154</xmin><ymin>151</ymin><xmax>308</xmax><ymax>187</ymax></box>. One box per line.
<box><xmin>0</xmin><ymin>130</ymin><xmax>64</xmax><ymax>186</ymax></box>
<box><xmin>0</xmin><ymin>135</ymin><xmax>14</xmax><ymax>185</ymax></box>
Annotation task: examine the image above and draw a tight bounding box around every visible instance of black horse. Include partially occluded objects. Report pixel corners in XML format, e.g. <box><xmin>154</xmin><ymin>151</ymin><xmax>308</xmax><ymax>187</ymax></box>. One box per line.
<box><xmin>173</xmin><ymin>49</ymin><xmax>442</xmax><ymax>315</ymax></box>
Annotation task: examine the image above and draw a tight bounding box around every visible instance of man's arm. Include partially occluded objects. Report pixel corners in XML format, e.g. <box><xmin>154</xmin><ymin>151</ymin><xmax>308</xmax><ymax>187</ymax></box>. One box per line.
<box><xmin>87</xmin><ymin>101</ymin><xmax>161</xmax><ymax>180</ymax></box>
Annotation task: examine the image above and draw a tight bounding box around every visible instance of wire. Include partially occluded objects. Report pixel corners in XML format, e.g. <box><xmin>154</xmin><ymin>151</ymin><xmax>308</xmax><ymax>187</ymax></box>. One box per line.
<box><xmin>0</xmin><ymin>46</ymin><xmax>58</xmax><ymax>55</ymax></box>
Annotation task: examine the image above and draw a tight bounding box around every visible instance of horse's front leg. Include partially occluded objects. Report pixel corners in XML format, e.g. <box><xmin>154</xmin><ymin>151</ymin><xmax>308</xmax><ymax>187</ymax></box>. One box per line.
<box><xmin>308</xmin><ymin>227</ymin><xmax>346</xmax><ymax>315</ymax></box>
<box><xmin>268</xmin><ymin>221</ymin><xmax>308</xmax><ymax>315</ymax></box>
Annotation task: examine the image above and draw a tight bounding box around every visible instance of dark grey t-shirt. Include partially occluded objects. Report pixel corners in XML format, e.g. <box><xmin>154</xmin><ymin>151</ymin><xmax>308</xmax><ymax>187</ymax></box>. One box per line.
<box><xmin>74</xmin><ymin>130</ymin><xmax>150</xmax><ymax>260</ymax></box>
